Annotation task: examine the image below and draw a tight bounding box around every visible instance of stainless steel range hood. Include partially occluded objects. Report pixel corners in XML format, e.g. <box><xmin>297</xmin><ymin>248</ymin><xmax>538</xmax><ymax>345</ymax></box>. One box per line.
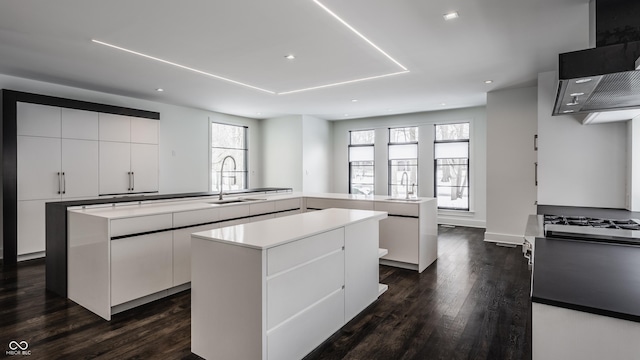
<box><xmin>553</xmin><ymin>0</ymin><xmax>640</xmax><ymax>116</ymax></box>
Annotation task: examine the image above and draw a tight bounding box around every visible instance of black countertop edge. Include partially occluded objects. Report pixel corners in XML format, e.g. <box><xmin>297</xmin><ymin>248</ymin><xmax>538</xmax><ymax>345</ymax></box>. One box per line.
<box><xmin>531</xmin><ymin>296</ymin><xmax>640</xmax><ymax>323</ymax></box>
<box><xmin>52</xmin><ymin>188</ymin><xmax>293</xmax><ymax>207</ymax></box>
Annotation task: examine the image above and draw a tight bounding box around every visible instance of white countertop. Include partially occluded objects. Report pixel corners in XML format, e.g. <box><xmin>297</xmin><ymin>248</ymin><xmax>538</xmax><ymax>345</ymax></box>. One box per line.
<box><xmin>67</xmin><ymin>192</ymin><xmax>434</xmax><ymax>219</ymax></box>
<box><xmin>191</xmin><ymin>208</ymin><xmax>388</xmax><ymax>250</ymax></box>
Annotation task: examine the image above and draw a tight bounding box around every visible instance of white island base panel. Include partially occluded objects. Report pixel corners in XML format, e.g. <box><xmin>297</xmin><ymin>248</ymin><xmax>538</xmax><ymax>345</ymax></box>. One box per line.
<box><xmin>533</xmin><ymin>303</ymin><xmax>640</xmax><ymax>360</ymax></box>
<box><xmin>191</xmin><ymin>208</ymin><xmax>387</xmax><ymax>360</ymax></box>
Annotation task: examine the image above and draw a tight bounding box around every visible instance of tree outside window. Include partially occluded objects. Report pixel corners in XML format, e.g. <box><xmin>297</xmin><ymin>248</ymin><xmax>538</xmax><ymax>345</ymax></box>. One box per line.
<box><xmin>434</xmin><ymin>123</ymin><xmax>469</xmax><ymax>210</ymax></box>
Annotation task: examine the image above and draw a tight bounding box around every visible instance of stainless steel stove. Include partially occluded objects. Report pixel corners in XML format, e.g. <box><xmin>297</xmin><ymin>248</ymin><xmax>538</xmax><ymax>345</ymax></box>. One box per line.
<box><xmin>543</xmin><ymin>215</ymin><xmax>640</xmax><ymax>246</ymax></box>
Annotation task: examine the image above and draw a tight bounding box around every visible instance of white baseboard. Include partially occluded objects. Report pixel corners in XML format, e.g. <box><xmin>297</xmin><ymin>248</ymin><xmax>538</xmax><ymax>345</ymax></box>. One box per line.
<box><xmin>438</xmin><ymin>217</ymin><xmax>486</xmax><ymax>228</ymax></box>
<box><xmin>18</xmin><ymin>251</ymin><xmax>46</xmax><ymax>262</ymax></box>
<box><xmin>483</xmin><ymin>232</ymin><xmax>524</xmax><ymax>245</ymax></box>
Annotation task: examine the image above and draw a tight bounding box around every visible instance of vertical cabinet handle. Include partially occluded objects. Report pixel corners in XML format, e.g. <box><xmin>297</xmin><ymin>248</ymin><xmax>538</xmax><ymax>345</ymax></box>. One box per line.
<box><xmin>57</xmin><ymin>172</ymin><xmax>62</xmax><ymax>194</ymax></box>
<box><xmin>534</xmin><ymin>134</ymin><xmax>538</xmax><ymax>151</ymax></box>
<box><xmin>535</xmin><ymin>162</ymin><xmax>538</xmax><ymax>186</ymax></box>
<box><xmin>62</xmin><ymin>172</ymin><xmax>66</xmax><ymax>194</ymax></box>
<box><xmin>127</xmin><ymin>171</ymin><xmax>131</xmax><ymax>191</ymax></box>
<box><xmin>131</xmin><ymin>171</ymin><xmax>135</xmax><ymax>191</ymax></box>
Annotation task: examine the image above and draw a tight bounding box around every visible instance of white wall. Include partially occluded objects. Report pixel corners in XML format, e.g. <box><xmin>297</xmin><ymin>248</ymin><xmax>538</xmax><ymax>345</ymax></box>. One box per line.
<box><xmin>302</xmin><ymin>115</ymin><xmax>332</xmax><ymax>193</ymax></box>
<box><xmin>537</xmin><ymin>71</ymin><xmax>627</xmax><ymax>208</ymax></box>
<box><xmin>261</xmin><ymin>115</ymin><xmax>303</xmax><ymax>191</ymax></box>
<box><xmin>331</xmin><ymin>107</ymin><xmax>487</xmax><ymax>228</ymax></box>
<box><xmin>627</xmin><ymin>116</ymin><xmax>640</xmax><ymax>211</ymax></box>
<box><xmin>485</xmin><ymin>86</ymin><xmax>538</xmax><ymax>245</ymax></box>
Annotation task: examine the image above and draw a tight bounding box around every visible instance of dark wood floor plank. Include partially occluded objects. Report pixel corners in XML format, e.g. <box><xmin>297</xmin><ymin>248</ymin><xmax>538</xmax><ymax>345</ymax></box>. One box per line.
<box><xmin>0</xmin><ymin>226</ymin><xmax>531</xmax><ymax>359</ymax></box>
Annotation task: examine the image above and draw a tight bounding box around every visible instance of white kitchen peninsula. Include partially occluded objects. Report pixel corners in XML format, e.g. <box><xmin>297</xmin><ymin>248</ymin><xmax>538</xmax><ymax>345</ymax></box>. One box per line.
<box><xmin>190</xmin><ymin>208</ymin><xmax>387</xmax><ymax>360</ymax></box>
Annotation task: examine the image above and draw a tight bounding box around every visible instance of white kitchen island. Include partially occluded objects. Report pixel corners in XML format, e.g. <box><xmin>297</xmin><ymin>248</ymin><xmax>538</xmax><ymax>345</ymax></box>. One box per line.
<box><xmin>190</xmin><ymin>208</ymin><xmax>387</xmax><ymax>360</ymax></box>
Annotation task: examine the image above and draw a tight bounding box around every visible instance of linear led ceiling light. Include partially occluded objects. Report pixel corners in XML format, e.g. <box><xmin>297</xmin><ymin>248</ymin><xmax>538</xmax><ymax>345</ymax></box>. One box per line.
<box><xmin>91</xmin><ymin>39</ymin><xmax>275</xmax><ymax>94</ymax></box>
<box><xmin>92</xmin><ymin>1</ymin><xmax>409</xmax><ymax>95</ymax></box>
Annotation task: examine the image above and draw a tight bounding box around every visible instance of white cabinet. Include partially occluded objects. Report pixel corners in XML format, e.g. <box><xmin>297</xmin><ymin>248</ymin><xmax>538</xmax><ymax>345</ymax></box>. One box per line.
<box><xmin>61</xmin><ymin>139</ymin><xmax>99</xmax><ymax>199</ymax></box>
<box><xmin>17</xmin><ymin>200</ymin><xmax>49</xmax><ymax>255</ymax></box>
<box><xmin>378</xmin><ymin>216</ymin><xmax>419</xmax><ymax>264</ymax></box>
<box><xmin>99</xmin><ymin>141</ymin><xmax>131</xmax><ymax>195</ymax></box>
<box><xmin>130</xmin><ymin>143</ymin><xmax>158</xmax><ymax>192</ymax></box>
<box><xmin>61</xmin><ymin>108</ymin><xmax>99</xmax><ymax>140</ymax></box>
<box><xmin>110</xmin><ymin>231</ymin><xmax>173</xmax><ymax>306</ymax></box>
<box><xmin>172</xmin><ymin>223</ymin><xmax>219</xmax><ymax>286</ymax></box>
<box><xmin>16</xmin><ymin>102</ymin><xmax>60</xmax><ymax>137</ymax></box>
<box><xmin>99</xmin><ymin>113</ymin><xmax>131</xmax><ymax>142</ymax></box>
<box><xmin>17</xmin><ymin>136</ymin><xmax>62</xmax><ymax>200</ymax></box>
<box><xmin>131</xmin><ymin>117</ymin><xmax>159</xmax><ymax>144</ymax></box>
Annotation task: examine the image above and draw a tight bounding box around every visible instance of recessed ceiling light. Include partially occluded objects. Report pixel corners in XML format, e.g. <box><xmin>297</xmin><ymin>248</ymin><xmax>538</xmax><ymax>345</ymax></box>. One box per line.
<box><xmin>155</xmin><ymin>88</ymin><xmax>164</xmax><ymax>92</ymax></box>
<box><xmin>344</xmin><ymin>114</ymin><xmax>349</xmax><ymax>116</ymax></box>
<box><xmin>440</xmin><ymin>102</ymin><xmax>447</xmax><ymax>106</ymax></box>
<box><xmin>351</xmin><ymin>99</ymin><xmax>358</xmax><ymax>102</ymax></box>
<box><xmin>575</xmin><ymin>78</ymin><xmax>592</xmax><ymax>84</ymax></box>
<box><xmin>256</xmin><ymin>112</ymin><xmax>262</xmax><ymax>115</ymax></box>
<box><xmin>443</xmin><ymin>12</ymin><xmax>459</xmax><ymax>21</ymax></box>
<box><xmin>285</xmin><ymin>54</ymin><xmax>296</xmax><ymax>60</ymax></box>
<box><xmin>484</xmin><ymin>80</ymin><xmax>493</xmax><ymax>84</ymax></box>
<box><xmin>570</xmin><ymin>92</ymin><xmax>585</xmax><ymax>96</ymax></box>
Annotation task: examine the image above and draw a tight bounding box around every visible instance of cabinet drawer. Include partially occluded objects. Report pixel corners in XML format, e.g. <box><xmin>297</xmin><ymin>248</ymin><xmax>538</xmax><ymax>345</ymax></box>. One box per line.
<box><xmin>267</xmin><ymin>249</ymin><xmax>344</xmax><ymax>330</ymax></box>
<box><xmin>267</xmin><ymin>288</ymin><xmax>344</xmax><ymax>360</ymax></box>
<box><xmin>275</xmin><ymin>209</ymin><xmax>301</xmax><ymax>218</ymax></box>
<box><xmin>374</xmin><ymin>201</ymin><xmax>419</xmax><ymax>217</ymax></box>
<box><xmin>249</xmin><ymin>201</ymin><xmax>275</xmax><ymax>216</ymax></box>
<box><xmin>111</xmin><ymin>232</ymin><xmax>173</xmax><ymax>305</ymax></box>
<box><xmin>110</xmin><ymin>213</ymin><xmax>172</xmax><ymax>238</ymax></box>
<box><xmin>218</xmin><ymin>203</ymin><xmax>250</xmax><ymax>221</ymax></box>
<box><xmin>275</xmin><ymin>198</ymin><xmax>302</xmax><ymax>212</ymax></box>
<box><xmin>173</xmin><ymin>208</ymin><xmax>220</xmax><ymax>228</ymax></box>
<box><xmin>267</xmin><ymin>228</ymin><xmax>344</xmax><ymax>276</ymax></box>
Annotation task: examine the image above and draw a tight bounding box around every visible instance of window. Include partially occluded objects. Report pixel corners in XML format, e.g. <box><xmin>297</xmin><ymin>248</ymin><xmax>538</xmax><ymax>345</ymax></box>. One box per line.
<box><xmin>434</xmin><ymin>123</ymin><xmax>469</xmax><ymax>210</ymax></box>
<box><xmin>388</xmin><ymin>127</ymin><xmax>418</xmax><ymax>198</ymax></box>
<box><xmin>349</xmin><ymin>130</ymin><xmax>375</xmax><ymax>195</ymax></box>
<box><xmin>211</xmin><ymin>122</ymin><xmax>247</xmax><ymax>192</ymax></box>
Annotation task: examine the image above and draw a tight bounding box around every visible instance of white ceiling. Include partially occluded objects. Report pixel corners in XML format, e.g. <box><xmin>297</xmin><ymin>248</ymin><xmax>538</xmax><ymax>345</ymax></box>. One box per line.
<box><xmin>0</xmin><ymin>0</ymin><xmax>591</xmax><ymax>120</ymax></box>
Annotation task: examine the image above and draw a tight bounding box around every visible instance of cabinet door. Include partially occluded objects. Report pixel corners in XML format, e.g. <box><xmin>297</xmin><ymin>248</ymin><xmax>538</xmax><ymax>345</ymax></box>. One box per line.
<box><xmin>131</xmin><ymin>118</ymin><xmax>158</xmax><ymax>144</ymax></box>
<box><xmin>99</xmin><ymin>141</ymin><xmax>131</xmax><ymax>195</ymax></box>
<box><xmin>61</xmin><ymin>108</ymin><xmax>99</xmax><ymax>140</ymax></box>
<box><xmin>130</xmin><ymin>144</ymin><xmax>158</xmax><ymax>193</ymax></box>
<box><xmin>110</xmin><ymin>231</ymin><xmax>173</xmax><ymax>306</ymax></box>
<box><xmin>99</xmin><ymin>113</ymin><xmax>130</xmax><ymax>142</ymax></box>
<box><xmin>172</xmin><ymin>223</ymin><xmax>219</xmax><ymax>286</ymax></box>
<box><xmin>379</xmin><ymin>216</ymin><xmax>419</xmax><ymax>264</ymax></box>
<box><xmin>16</xmin><ymin>102</ymin><xmax>61</xmax><ymax>138</ymax></box>
<box><xmin>17</xmin><ymin>199</ymin><xmax>53</xmax><ymax>255</ymax></box>
<box><xmin>62</xmin><ymin>139</ymin><xmax>99</xmax><ymax>199</ymax></box>
<box><xmin>17</xmin><ymin>136</ymin><xmax>62</xmax><ymax>200</ymax></box>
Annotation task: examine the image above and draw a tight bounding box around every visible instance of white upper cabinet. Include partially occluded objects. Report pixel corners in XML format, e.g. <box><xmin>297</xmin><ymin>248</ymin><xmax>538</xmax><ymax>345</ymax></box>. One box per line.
<box><xmin>131</xmin><ymin>118</ymin><xmax>159</xmax><ymax>144</ymax></box>
<box><xmin>99</xmin><ymin>113</ymin><xmax>131</xmax><ymax>142</ymax></box>
<box><xmin>61</xmin><ymin>108</ymin><xmax>99</xmax><ymax>140</ymax></box>
<box><xmin>16</xmin><ymin>102</ymin><xmax>61</xmax><ymax>138</ymax></box>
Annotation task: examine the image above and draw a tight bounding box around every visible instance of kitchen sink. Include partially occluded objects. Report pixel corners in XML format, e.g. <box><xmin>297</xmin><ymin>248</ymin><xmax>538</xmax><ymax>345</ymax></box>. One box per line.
<box><xmin>384</xmin><ymin>198</ymin><xmax>422</xmax><ymax>202</ymax></box>
<box><xmin>206</xmin><ymin>198</ymin><xmax>266</xmax><ymax>205</ymax></box>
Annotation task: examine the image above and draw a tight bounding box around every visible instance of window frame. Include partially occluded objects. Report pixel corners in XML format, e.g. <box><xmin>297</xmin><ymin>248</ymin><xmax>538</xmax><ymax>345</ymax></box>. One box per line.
<box><xmin>433</xmin><ymin>122</ymin><xmax>470</xmax><ymax>211</ymax></box>
<box><xmin>210</xmin><ymin>122</ymin><xmax>248</xmax><ymax>192</ymax></box>
<box><xmin>387</xmin><ymin>126</ymin><xmax>419</xmax><ymax>197</ymax></box>
<box><xmin>348</xmin><ymin>130</ymin><xmax>375</xmax><ymax>195</ymax></box>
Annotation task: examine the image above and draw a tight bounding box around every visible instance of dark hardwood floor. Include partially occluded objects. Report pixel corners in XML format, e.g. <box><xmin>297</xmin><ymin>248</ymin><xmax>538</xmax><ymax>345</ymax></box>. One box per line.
<box><xmin>0</xmin><ymin>226</ymin><xmax>531</xmax><ymax>359</ymax></box>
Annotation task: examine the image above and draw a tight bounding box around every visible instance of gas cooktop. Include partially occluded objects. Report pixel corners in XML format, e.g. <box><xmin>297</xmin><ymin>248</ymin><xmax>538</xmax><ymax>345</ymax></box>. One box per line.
<box><xmin>543</xmin><ymin>215</ymin><xmax>640</xmax><ymax>246</ymax></box>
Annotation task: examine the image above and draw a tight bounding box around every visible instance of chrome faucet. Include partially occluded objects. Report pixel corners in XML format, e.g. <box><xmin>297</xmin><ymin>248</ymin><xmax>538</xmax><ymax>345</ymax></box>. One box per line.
<box><xmin>400</xmin><ymin>171</ymin><xmax>410</xmax><ymax>200</ymax></box>
<box><xmin>218</xmin><ymin>155</ymin><xmax>237</xmax><ymax>200</ymax></box>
